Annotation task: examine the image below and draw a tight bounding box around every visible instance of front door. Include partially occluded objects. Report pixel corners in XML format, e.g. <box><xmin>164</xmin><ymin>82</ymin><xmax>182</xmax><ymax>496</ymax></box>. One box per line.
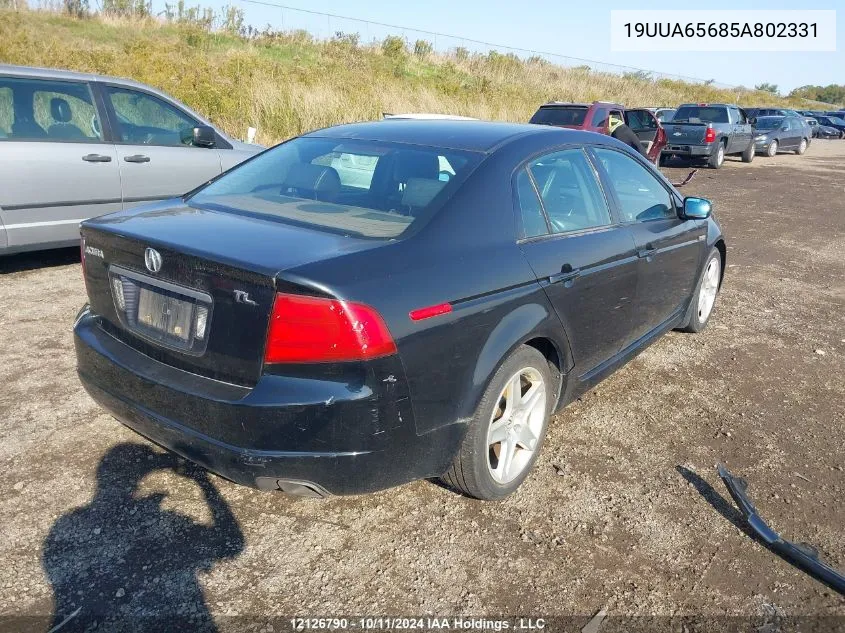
<box><xmin>625</xmin><ymin>109</ymin><xmax>665</xmax><ymax>162</ymax></box>
<box><xmin>591</xmin><ymin>147</ymin><xmax>704</xmax><ymax>344</ymax></box>
<box><xmin>0</xmin><ymin>76</ymin><xmax>121</xmax><ymax>252</ymax></box>
<box><xmin>514</xmin><ymin>148</ymin><xmax>639</xmax><ymax>376</ymax></box>
<box><xmin>100</xmin><ymin>85</ymin><xmax>223</xmax><ymax>208</ymax></box>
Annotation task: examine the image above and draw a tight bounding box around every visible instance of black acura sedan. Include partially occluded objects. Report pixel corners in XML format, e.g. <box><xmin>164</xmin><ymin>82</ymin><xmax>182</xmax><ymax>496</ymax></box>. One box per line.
<box><xmin>75</xmin><ymin>120</ymin><xmax>725</xmax><ymax>500</ymax></box>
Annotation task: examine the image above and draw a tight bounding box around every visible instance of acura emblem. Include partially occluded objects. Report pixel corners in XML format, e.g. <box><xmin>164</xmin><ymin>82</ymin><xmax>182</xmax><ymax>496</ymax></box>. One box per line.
<box><xmin>144</xmin><ymin>247</ymin><xmax>163</xmax><ymax>273</ymax></box>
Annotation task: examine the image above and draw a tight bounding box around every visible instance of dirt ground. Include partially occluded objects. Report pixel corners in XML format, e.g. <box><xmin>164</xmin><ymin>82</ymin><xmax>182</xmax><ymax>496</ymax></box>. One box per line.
<box><xmin>0</xmin><ymin>139</ymin><xmax>843</xmax><ymax>632</ymax></box>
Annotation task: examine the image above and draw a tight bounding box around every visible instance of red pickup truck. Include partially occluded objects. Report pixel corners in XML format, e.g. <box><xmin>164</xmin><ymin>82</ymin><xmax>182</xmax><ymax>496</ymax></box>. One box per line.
<box><xmin>529</xmin><ymin>101</ymin><xmax>668</xmax><ymax>163</ymax></box>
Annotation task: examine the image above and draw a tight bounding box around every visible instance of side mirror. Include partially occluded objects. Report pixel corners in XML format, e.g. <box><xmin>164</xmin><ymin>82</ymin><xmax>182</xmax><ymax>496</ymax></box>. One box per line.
<box><xmin>683</xmin><ymin>196</ymin><xmax>712</xmax><ymax>220</ymax></box>
<box><xmin>192</xmin><ymin>125</ymin><xmax>217</xmax><ymax>148</ymax></box>
<box><xmin>748</xmin><ymin>117</ymin><xmax>757</xmax><ymax>125</ymax></box>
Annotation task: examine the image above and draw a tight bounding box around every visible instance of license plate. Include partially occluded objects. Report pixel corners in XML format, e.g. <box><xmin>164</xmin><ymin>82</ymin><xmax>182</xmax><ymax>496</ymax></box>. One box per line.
<box><xmin>137</xmin><ymin>287</ymin><xmax>194</xmax><ymax>342</ymax></box>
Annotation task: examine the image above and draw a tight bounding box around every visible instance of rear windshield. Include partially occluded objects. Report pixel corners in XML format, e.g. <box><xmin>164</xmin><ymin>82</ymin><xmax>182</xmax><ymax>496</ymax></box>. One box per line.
<box><xmin>529</xmin><ymin>106</ymin><xmax>588</xmax><ymax>127</ymax></box>
<box><xmin>189</xmin><ymin>137</ymin><xmax>482</xmax><ymax>239</ymax></box>
<box><xmin>755</xmin><ymin>117</ymin><xmax>784</xmax><ymax>130</ymax></box>
<box><xmin>673</xmin><ymin>106</ymin><xmax>729</xmax><ymax>124</ymax></box>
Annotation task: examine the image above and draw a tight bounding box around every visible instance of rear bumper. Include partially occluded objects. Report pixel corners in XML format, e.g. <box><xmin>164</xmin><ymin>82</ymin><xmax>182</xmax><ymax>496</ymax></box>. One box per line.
<box><xmin>74</xmin><ymin>308</ymin><xmax>463</xmax><ymax>495</ymax></box>
<box><xmin>661</xmin><ymin>144</ymin><xmax>713</xmax><ymax>157</ymax></box>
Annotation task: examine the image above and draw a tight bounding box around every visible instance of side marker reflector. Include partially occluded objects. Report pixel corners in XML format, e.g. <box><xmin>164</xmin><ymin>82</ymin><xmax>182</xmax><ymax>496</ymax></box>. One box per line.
<box><xmin>409</xmin><ymin>303</ymin><xmax>452</xmax><ymax>321</ymax></box>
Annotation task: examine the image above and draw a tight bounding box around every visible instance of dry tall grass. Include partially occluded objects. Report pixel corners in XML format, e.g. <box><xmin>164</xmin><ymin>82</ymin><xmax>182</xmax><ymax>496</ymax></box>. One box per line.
<box><xmin>0</xmin><ymin>8</ymin><xmax>814</xmax><ymax>145</ymax></box>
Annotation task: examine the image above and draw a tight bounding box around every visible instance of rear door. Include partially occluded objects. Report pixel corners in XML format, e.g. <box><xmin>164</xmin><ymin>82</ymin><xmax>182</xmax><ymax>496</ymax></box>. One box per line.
<box><xmin>514</xmin><ymin>147</ymin><xmax>639</xmax><ymax>376</ymax></box>
<box><xmin>625</xmin><ymin>109</ymin><xmax>665</xmax><ymax>161</ymax></box>
<box><xmin>591</xmin><ymin>147</ymin><xmax>704</xmax><ymax>343</ymax></box>
<box><xmin>784</xmin><ymin>118</ymin><xmax>802</xmax><ymax>148</ymax></box>
<box><xmin>0</xmin><ymin>76</ymin><xmax>121</xmax><ymax>253</ymax></box>
<box><xmin>99</xmin><ymin>84</ymin><xmax>223</xmax><ymax>207</ymax></box>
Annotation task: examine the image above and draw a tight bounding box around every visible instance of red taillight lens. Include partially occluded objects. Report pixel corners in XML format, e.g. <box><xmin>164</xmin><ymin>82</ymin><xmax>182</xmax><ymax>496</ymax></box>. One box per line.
<box><xmin>704</xmin><ymin>127</ymin><xmax>716</xmax><ymax>143</ymax></box>
<box><xmin>264</xmin><ymin>293</ymin><xmax>397</xmax><ymax>364</ymax></box>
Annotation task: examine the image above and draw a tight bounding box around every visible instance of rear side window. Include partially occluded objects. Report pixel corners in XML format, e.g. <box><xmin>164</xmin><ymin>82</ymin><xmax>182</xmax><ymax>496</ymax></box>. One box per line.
<box><xmin>0</xmin><ymin>77</ymin><xmax>103</xmax><ymax>142</ymax></box>
<box><xmin>593</xmin><ymin>148</ymin><xmax>675</xmax><ymax>222</ymax></box>
<box><xmin>673</xmin><ymin>106</ymin><xmax>729</xmax><ymax>124</ymax></box>
<box><xmin>515</xmin><ymin>169</ymin><xmax>548</xmax><ymax>238</ymax></box>
<box><xmin>526</xmin><ymin>148</ymin><xmax>611</xmax><ymax>234</ymax></box>
<box><xmin>189</xmin><ymin>137</ymin><xmax>482</xmax><ymax>239</ymax></box>
<box><xmin>530</xmin><ymin>107</ymin><xmax>588</xmax><ymax>127</ymax></box>
<box><xmin>106</xmin><ymin>86</ymin><xmax>199</xmax><ymax>147</ymax></box>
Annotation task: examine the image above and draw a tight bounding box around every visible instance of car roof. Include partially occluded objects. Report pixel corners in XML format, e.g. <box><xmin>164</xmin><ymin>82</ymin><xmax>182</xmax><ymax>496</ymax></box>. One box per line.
<box><xmin>303</xmin><ymin>119</ymin><xmax>584</xmax><ymax>153</ymax></box>
<box><xmin>0</xmin><ymin>63</ymin><xmax>161</xmax><ymax>93</ymax></box>
<box><xmin>0</xmin><ymin>63</ymin><xmax>216</xmax><ymax>130</ymax></box>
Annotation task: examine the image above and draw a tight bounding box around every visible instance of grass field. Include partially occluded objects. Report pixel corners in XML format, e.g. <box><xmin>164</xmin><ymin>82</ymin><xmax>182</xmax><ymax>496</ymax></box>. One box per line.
<box><xmin>0</xmin><ymin>8</ymin><xmax>826</xmax><ymax>145</ymax></box>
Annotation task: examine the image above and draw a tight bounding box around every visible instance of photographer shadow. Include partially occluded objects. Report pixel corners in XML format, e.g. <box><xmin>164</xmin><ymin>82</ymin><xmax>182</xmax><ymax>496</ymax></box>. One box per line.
<box><xmin>43</xmin><ymin>443</ymin><xmax>245</xmax><ymax>632</ymax></box>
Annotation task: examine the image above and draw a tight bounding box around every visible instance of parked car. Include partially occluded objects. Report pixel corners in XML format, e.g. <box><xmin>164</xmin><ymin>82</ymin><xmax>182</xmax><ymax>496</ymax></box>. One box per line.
<box><xmin>74</xmin><ymin>120</ymin><xmax>725</xmax><ymax>500</ymax></box>
<box><xmin>661</xmin><ymin>103</ymin><xmax>754</xmax><ymax>168</ymax></box>
<box><xmin>746</xmin><ymin>107</ymin><xmax>812</xmax><ymax>142</ymax></box>
<box><xmin>816</xmin><ymin>123</ymin><xmax>842</xmax><ymax>139</ymax></box>
<box><xmin>529</xmin><ymin>101</ymin><xmax>667</xmax><ymax>162</ymax></box>
<box><xmin>753</xmin><ymin>116</ymin><xmax>810</xmax><ymax>156</ymax></box>
<box><xmin>645</xmin><ymin>107</ymin><xmax>676</xmax><ymax>123</ymax></box>
<box><xmin>814</xmin><ymin>115</ymin><xmax>845</xmax><ymax>137</ymax></box>
<box><xmin>0</xmin><ymin>64</ymin><xmax>261</xmax><ymax>255</ymax></box>
<box><xmin>806</xmin><ymin>118</ymin><xmax>820</xmax><ymax>137</ymax></box>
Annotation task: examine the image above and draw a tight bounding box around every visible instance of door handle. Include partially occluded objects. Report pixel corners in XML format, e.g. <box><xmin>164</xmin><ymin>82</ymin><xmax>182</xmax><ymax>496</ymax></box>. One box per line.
<box><xmin>637</xmin><ymin>246</ymin><xmax>657</xmax><ymax>259</ymax></box>
<box><xmin>82</xmin><ymin>154</ymin><xmax>112</xmax><ymax>163</ymax></box>
<box><xmin>549</xmin><ymin>268</ymin><xmax>581</xmax><ymax>285</ymax></box>
<box><xmin>124</xmin><ymin>154</ymin><xmax>151</xmax><ymax>163</ymax></box>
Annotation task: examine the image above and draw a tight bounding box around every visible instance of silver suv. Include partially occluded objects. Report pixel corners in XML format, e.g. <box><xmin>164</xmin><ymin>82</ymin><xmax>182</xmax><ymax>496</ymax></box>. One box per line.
<box><xmin>0</xmin><ymin>65</ymin><xmax>262</xmax><ymax>255</ymax></box>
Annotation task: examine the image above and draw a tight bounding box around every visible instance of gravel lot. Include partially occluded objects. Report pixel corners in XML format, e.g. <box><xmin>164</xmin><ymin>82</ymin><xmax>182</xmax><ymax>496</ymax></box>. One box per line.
<box><xmin>1</xmin><ymin>140</ymin><xmax>843</xmax><ymax>631</ymax></box>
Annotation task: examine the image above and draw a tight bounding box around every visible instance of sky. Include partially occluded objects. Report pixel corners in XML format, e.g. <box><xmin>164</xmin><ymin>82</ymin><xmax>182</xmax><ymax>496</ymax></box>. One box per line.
<box><xmin>150</xmin><ymin>0</ymin><xmax>843</xmax><ymax>94</ymax></box>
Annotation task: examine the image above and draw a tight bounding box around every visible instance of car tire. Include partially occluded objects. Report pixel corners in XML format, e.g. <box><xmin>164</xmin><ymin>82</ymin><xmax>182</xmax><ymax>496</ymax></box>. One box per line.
<box><xmin>441</xmin><ymin>345</ymin><xmax>553</xmax><ymax>500</ymax></box>
<box><xmin>659</xmin><ymin>154</ymin><xmax>670</xmax><ymax>167</ymax></box>
<box><xmin>741</xmin><ymin>142</ymin><xmax>755</xmax><ymax>163</ymax></box>
<box><xmin>680</xmin><ymin>247</ymin><xmax>722</xmax><ymax>333</ymax></box>
<box><xmin>707</xmin><ymin>141</ymin><xmax>725</xmax><ymax>169</ymax></box>
<box><xmin>796</xmin><ymin>138</ymin><xmax>808</xmax><ymax>155</ymax></box>
<box><xmin>767</xmin><ymin>140</ymin><xmax>778</xmax><ymax>157</ymax></box>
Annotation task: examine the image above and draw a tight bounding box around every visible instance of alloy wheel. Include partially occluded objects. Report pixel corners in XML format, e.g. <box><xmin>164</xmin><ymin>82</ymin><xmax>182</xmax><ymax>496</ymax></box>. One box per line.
<box><xmin>697</xmin><ymin>257</ymin><xmax>720</xmax><ymax>322</ymax></box>
<box><xmin>487</xmin><ymin>367</ymin><xmax>547</xmax><ymax>484</ymax></box>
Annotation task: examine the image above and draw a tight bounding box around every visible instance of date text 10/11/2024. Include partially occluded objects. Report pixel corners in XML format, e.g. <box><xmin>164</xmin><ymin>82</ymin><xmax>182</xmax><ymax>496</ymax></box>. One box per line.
<box><xmin>290</xmin><ymin>617</ymin><xmax>547</xmax><ymax>631</ymax></box>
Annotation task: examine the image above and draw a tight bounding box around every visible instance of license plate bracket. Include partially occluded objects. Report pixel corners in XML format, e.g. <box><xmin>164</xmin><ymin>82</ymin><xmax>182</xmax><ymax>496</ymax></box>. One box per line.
<box><xmin>108</xmin><ymin>265</ymin><xmax>213</xmax><ymax>355</ymax></box>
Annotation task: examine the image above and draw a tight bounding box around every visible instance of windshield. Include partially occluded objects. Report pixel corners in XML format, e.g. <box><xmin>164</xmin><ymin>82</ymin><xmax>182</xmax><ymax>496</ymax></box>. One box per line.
<box><xmin>755</xmin><ymin>117</ymin><xmax>783</xmax><ymax>130</ymax></box>
<box><xmin>828</xmin><ymin>117</ymin><xmax>845</xmax><ymax>125</ymax></box>
<box><xmin>189</xmin><ymin>137</ymin><xmax>482</xmax><ymax>239</ymax></box>
<box><xmin>673</xmin><ymin>106</ymin><xmax>729</xmax><ymax>123</ymax></box>
<box><xmin>529</xmin><ymin>106</ymin><xmax>588</xmax><ymax>126</ymax></box>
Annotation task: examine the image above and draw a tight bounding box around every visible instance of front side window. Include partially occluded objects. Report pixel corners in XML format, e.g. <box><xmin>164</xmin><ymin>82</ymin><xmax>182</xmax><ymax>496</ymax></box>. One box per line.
<box><xmin>590</xmin><ymin>108</ymin><xmax>609</xmax><ymax>129</ymax></box>
<box><xmin>526</xmin><ymin>148</ymin><xmax>611</xmax><ymax>234</ymax></box>
<box><xmin>0</xmin><ymin>77</ymin><xmax>102</xmax><ymax>142</ymax></box>
<box><xmin>626</xmin><ymin>110</ymin><xmax>656</xmax><ymax>130</ymax></box>
<box><xmin>189</xmin><ymin>137</ymin><xmax>482</xmax><ymax>239</ymax></box>
<box><xmin>593</xmin><ymin>148</ymin><xmax>675</xmax><ymax>222</ymax></box>
<box><xmin>106</xmin><ymin>87</ymin><xmax>199</xmax><ymax>147</ymax></box>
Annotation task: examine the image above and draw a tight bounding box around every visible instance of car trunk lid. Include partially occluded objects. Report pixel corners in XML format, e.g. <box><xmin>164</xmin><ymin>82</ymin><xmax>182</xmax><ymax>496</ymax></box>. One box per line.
<box><xmin>80</xmin><ymin>201</ymin><xmax>382</xmax><ymax>386</ymax></box>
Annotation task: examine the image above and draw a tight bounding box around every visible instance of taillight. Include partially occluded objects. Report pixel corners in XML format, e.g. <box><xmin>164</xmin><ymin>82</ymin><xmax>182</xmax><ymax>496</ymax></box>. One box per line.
<box><xmin>264</xmin><ymin>293</ymin><xmax>397</xmax><ymax>364</ymax></box>
<box><xmin>704</xmin><ymin>126</ymin><xmax>716</xmax><ymax>143</ymax></box>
